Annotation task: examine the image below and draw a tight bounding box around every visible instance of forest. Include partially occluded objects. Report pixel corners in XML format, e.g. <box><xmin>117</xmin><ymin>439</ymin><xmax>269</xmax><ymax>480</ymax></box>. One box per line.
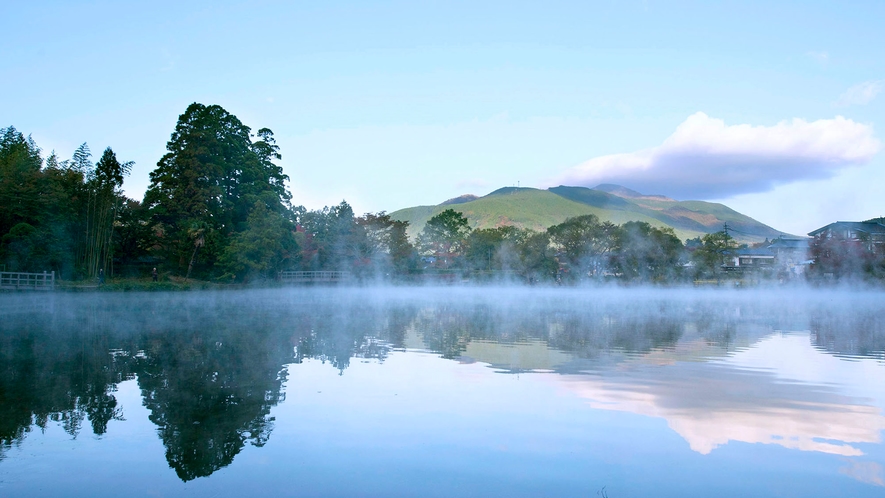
<box><xmin>2</xmin><ymin>103</ymin><xmax>881</xmax><ymax>285</ymax></box>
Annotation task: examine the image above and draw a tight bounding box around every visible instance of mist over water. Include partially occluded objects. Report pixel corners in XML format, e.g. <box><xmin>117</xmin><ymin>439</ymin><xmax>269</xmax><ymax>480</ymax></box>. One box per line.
<box><xmin>1</xmin><ymin>287</ymin><xmax>884</xmax><ymax>497</ymax></box>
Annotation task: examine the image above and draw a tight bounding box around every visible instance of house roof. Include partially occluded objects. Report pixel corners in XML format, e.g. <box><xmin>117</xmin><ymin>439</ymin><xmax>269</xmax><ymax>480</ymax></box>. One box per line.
<box><xmin>768</xmin><ymin>238</ymin><xmax>809</xmax><ymax>249</ymax></box>
<box><xmin>735</xmin><ymin>247</ymin><xmax>774</xmax><ymax>257</ymax></box>
<box><xmin>808</xmin><ymin>221</ymin><xmax>885</xmax><ymax>237</ymax></box>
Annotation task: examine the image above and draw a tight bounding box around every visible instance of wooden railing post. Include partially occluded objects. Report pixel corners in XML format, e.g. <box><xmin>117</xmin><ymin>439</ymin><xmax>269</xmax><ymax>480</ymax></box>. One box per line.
<box><xmin>0</xmin><ymin>271</ymin><xmax>57</xmax><ymax>291</ymax></box>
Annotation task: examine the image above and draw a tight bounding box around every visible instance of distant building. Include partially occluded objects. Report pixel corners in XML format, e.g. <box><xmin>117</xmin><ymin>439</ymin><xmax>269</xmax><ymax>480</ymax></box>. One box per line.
<box><xmin>724</xmin><ymin>238</ymin><xmax>812</xmax><ymax>278</ymax></box>
<box><xmin>807</xmin><ymin>221</ymin><xmax>885</xmax><ymax>278</ymax></box>
<box><xmin>768</xmin><ymin>237</ymin><xmax>809</xmax><ymax>258</ymax></box>
<box><xmin>808</xmin><ymin>221</ymin><xmax>885</xmax><ymax>251</ymax></box>
<box><xmin>768</xmin><ymin>237</ymin><xmax>811</xmax><ymax>275</ymax></box>
<box><xmin>729</xmin><ymin>247</ymin><xmax>775</xmax><ymax>270</ymax></box>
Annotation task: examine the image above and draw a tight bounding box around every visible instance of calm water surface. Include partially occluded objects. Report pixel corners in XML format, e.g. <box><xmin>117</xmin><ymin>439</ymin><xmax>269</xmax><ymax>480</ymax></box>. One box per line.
<box><xmin>1</xmin><ymin>287</ymin><xmax>884</xmax><ymax>497</ymax></box>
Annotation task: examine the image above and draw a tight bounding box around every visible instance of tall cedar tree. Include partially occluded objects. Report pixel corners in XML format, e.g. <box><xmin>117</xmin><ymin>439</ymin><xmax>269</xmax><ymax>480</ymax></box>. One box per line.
<box><xmin>0</xmin><ymin>127</ymin><xmax>43</xmax><ymax>239</ymax></box>
<box><xmin>143</xmin><ymin>104</ymin><xmax>290</xmax><ymax>278</ymax></box>
<box><xmin>0</xmin><ymin>127</ymin><xmax>87</xmax><ymax>275</ymax></box>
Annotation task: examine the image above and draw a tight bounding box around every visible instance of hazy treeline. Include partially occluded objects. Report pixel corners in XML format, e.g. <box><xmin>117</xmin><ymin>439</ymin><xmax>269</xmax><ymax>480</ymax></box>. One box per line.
<box><xmin>417</xmin><ymin>207</ymin><xmax>757</xmax><ymax>283</ymax></box>
<box><xmin>0</xmin><ymin>109</ymin><xmax>722</xmax><ymax>285</ymax></box>
<box><xmin>4</xmin><ymin>103</ymin><xmax>881</xmax><ymax>284</ymax></box>
<box><xmin>0</xmin><ymin>127</ymin><xmax>133</xmax><ymax>279</ymax></box>
<box><xmin>1</xmin><ymin>106</ymin><xmax>415</xmax><ymax>282</ymax></box>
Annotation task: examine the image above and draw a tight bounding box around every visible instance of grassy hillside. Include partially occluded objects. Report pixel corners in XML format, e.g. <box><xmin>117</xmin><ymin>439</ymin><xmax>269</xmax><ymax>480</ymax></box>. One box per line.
<box><xmin>390</xmin><ymin>185</ymin><xmax>786</xmax><ymax>243</ymax></box>
<box><xmin>549</xmin><ymin>186</ymin><xmax>785</xmax><ymax>239</ymax></box>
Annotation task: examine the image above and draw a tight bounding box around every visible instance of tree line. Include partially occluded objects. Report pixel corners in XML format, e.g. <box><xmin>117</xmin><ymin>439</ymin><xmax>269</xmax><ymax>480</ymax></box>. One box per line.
<box><xmin>1</xmin><ymin>104</ymin><xmax>414</xmax><ymax>282</ymax></box>
<box><xmin>414</xmin><ymin>208</ymin><xmax>738</xmax><ymax>283</ymax></box>
<box><xmin>0</xmin><ymin>102</ymin><xmax>786</xmax><ymax>284</ymax></box>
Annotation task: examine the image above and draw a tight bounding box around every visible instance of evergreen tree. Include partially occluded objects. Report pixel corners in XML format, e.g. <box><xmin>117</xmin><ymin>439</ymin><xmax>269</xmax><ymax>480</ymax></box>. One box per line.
<box><xmin>143</xmin><ymin>103</ymin><xmax>291</xmax><ymax>278</ymax></box>
<box><xmin>0</xmin><ymin>127</ymin><xmax>43</xmax><ymax>240</ymax></box>
<box><xmin>112</xmin><ymin>199</ymin><xmax>152</xmax><ymax>276</ymax></box>
<box><xmin>219</xmin><ymin>201</ymin><xmax>300</xmax><ymax>281</ymax></box>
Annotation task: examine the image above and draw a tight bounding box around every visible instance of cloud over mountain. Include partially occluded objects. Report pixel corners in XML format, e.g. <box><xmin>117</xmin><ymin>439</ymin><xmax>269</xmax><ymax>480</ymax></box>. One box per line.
<box><xmin>551</xmin><ymin>112</ymin><xmax>881</xmax><ymax>199</ymax></box>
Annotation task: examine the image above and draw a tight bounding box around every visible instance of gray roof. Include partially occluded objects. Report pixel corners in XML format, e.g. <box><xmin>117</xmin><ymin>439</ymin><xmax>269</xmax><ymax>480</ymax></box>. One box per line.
<box><xmin>768</xmin><ymin>238</ymin><xmax>809</xmax><ymax>249</ymax></box>
<box><xmin>808</xmin><ymin>221</ymin><xmax>885</xmax><ymax>237</ymax></box>
<box><xmin>735</xmin><ymin>247</ymin><xmax>774</xmax><ymax>257</ymax></box>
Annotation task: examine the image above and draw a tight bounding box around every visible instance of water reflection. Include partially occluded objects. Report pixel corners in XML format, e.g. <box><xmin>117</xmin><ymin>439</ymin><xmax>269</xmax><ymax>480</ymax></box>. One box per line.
<box><xmin>0</xmin><ymin>292</ymin><xmax>420</xmax><ymax>480</ymax></box>
<box><xmin>557</xmin><ymin>334</ymin><xmax>885</xmax><ymax>456</ymax></box>
<box><xmin>0</xmin><ymin>288</ymin><xmax>883</xmax><ymax>490</ymax></box>
<box><xmin>0</xmin><ymin>316</ymin><xmax>132</xmax><ymax>453</ymax></box>
<box><xmin>136</xmin><ymin>325</ymin><xmax>291</xmax><ymax>480</ymax></box>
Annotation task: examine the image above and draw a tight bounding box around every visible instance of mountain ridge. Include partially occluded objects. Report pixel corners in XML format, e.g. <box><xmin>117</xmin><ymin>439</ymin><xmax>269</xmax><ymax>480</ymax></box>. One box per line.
<box><xmin>390</xmin><ymin>184</ymin><xmax>787</xmax><ymax>243</ymax></box>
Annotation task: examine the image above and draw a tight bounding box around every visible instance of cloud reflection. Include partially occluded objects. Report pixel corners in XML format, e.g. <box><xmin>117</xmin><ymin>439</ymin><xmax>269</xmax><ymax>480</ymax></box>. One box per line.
<box><xmin>840</xmin><ymin>460</ymin><xmax>885</xmax><ymax>487</ymax></box>
<box><xmin>552</xmin><ymin>334</ymin><xmax>885</xmax><ymax>458</ymax></box>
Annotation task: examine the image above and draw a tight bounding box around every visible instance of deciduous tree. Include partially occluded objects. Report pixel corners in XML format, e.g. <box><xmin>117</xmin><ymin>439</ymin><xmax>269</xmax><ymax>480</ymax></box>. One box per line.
<box><xmin>547</xmin><ymin>215</ymin><xmax>618</xmax><ymax>278</ymax></box>
<box><xmin>612</xmin><ymin>222</ymin><xmax>684</xmax><ymax>282</ymax></box>
<box><xmin>418</xmin><ymin>209</ymin><xmax>471</xmax><ymax>266</ymax></box>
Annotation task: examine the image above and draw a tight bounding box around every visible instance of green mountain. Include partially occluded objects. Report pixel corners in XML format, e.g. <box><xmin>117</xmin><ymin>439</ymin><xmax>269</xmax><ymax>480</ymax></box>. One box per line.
<box><xmin>389</xmin><ymin>185</ymin><xmax>786</xmax><ymax>243</ymax></box>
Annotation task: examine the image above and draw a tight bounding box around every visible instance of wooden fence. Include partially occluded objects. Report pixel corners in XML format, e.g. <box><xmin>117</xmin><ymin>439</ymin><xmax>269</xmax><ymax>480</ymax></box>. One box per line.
<box><xmin>278</xmin><ymin>271</ymin><xmax>349</xmax><ymax>283</ymax></box>
<box><xmin>0</xmin><ymin>271</ymin><xmax>56</xmax><ymax>291</ymax></box>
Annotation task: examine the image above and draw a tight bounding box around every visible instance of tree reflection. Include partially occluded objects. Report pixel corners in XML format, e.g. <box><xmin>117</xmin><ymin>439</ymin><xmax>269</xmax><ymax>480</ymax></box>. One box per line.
<box><xmin>413</xmin><ymin>300</ymin><xmax>688</xmax><ymax>360</ymax></box>
<box><xmin>810</xmin><ymin>307</ymin><xmax>885</xmax><ymax>359</ymax></box>
<box><xmin>135</xmin><ymin>324</ymin><xmax>290</xmax><ymax>481</ymax></box>
<box><xmin>291</xmin><ymin>303</ymin><xmax>417</xmax><ymax>372</ymax></box>
<box><xmin>0</xmin><ymin>311</ymin><xmax>132</xmax><ymax>460</ymax></box>
<box><xmin>0</xmin><ymin>293</ymin><xmax>419</xmax><ymax>477</ymax></box>
<box><xmin>1</xmin><ymin>290</ymin><xmax>883</xmax><ymax>479</ymax></box>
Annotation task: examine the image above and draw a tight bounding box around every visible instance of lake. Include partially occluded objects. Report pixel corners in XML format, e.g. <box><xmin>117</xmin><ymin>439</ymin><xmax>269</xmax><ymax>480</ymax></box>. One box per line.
<box><xmin>1</xmin><ymin>287</ymin><xmax>884</xmax><ymax>497</ymax></box>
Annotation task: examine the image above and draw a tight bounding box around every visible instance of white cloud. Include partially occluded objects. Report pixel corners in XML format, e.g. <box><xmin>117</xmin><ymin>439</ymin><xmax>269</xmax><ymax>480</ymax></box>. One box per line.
<box><xmin>550</xmin><ymin>112</ymin><xmax>881</xmax><ymax>199</ymax></box>
<box><xmin>836</xmin><ymin>80</ymin><xmax>884</xmax><ymax>107</ymax></box>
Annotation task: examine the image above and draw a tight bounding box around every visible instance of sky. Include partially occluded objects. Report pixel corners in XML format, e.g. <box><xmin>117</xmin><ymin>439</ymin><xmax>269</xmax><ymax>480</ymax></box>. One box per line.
<box><xmin>1</xmin><ymin>0</ymin><xmax>883</xmax><ymax>236</ymax></box>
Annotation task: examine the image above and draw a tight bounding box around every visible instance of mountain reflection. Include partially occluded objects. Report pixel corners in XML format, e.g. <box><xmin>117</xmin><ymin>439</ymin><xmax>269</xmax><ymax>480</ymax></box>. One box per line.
<box><xmin>0</xmin><ymin>289</ymin><xmax>883</xmax><ymax>482</ymax></box>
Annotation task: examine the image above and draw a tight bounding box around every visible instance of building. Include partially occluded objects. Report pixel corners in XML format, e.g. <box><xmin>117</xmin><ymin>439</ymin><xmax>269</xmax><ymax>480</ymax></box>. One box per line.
<box><xmin>807</xmin><ymin>220</ymin><xmax>885</xmax><ymax>278</ymax></box>
<box><xmin>768</xmin><ymin>237</ymin><xmax>811</xmax><ymax>275</ymax></box>
<box><xmin>808</xmin><ymin>221</ymin><xmax>885</xmax><ymax>250</ymax></box>
<box><xmin>729</xmin><ymin>247</ymin><xmax>775</xmax><ymax>270</ymax></box>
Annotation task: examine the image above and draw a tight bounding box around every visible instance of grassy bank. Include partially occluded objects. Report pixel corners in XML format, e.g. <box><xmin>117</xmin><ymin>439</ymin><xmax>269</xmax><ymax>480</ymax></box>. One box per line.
<box><xmin>57</xmin><ymin>276</ymin><xmax>238</xmax><ymax>292</ymax></box>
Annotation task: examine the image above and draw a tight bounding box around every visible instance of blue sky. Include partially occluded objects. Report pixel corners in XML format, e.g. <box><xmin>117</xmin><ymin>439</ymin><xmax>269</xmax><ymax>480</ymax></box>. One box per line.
<box><xmin>2</xmin><ymin>0</ymin><xmax>883</xmax><ymax>235</ymax></box>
